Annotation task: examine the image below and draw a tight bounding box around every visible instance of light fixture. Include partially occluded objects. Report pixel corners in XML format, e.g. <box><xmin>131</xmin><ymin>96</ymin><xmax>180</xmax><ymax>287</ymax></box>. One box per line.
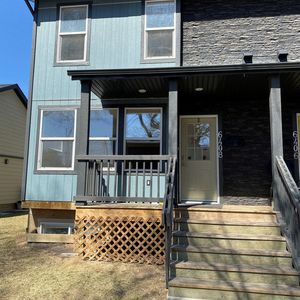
<box><xmin>243</xmin><ymin>52</ymin><xmax>253</xmax><ymax>64</ymax></box>
<box><xmin>138</xmin><ymin>89</ymin><xmax>147</xmax><ymax>94</ymax></box>
<box><xmin>278</xmin><ymin>50</ymin><xmax>288</xmax><ymax>62</ymax></box>
<box><xmin>195</xmin><ymin>87</ymin><xmax>204</xmax><ymax>92</ymax></box>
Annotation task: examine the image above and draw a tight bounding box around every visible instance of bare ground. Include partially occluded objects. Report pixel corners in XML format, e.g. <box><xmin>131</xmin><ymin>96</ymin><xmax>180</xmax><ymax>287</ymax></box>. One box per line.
<box><xmin>0</xmin><ymin>214</ymin><xmax>167</xmax><ymax>300</ymax></box>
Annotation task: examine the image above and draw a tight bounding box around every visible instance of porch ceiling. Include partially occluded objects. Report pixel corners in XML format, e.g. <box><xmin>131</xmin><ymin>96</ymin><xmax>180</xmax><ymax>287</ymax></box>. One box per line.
<box><xmin>92</xmin><ymin>77</ymin><xmax>169</xmax><ymax>99</ymax></box>
<box><xmin>68</xmin><ymin>63</ymin><xmax>300</xmax><ymax>99</ymax></box>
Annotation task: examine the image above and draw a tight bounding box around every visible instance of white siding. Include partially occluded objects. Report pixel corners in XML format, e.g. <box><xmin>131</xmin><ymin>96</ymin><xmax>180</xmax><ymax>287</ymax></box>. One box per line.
<box><xmin>0</xmin><ymin>159</ymin><xmax>24</xmax><ymax>204</ymax></box>
<box><xmin>0</xmin><ymin>90</ymin><xmax>27</xmax><ymax>205</ymax></box>
<box><xmin>0</xmin><ymin>90</ymin><xmax>27</xmax><ymax>157</ymax></box>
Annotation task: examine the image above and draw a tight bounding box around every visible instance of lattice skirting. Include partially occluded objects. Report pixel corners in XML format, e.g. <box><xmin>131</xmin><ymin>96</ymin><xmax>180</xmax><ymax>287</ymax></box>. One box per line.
<box><xmin>74</xmin><ymin>215</ymin><xmax>165</xmax><ymax>264</ymax></box>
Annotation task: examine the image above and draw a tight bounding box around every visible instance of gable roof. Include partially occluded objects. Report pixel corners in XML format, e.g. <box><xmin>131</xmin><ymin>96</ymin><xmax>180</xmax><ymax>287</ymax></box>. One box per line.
<box><xmin>0</xmin><ymin>84</ymin><xmax>28</xmax><ymax>108</ymax></box>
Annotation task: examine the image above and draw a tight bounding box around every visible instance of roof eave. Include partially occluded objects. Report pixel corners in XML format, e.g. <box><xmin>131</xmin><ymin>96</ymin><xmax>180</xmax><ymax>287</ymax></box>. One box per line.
<box><xmin>24</xmin><ymin>0</ymin><xmax>34</xmax><ymax>17</ymax></box>
<box><xmin>0</xmin><ymin>84</ymin><xmax>28</xmax><ymax>108</ymax></box>
<box><xmin>68</xmin><ymin>62</ymin><xmax>300</xmax><ymax>81</ymax></box>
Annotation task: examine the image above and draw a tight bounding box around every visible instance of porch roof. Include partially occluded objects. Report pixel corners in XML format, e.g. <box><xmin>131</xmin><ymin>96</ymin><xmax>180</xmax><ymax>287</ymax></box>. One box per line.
<box><xmin>68</xmin><ymin>62</ymin><xmax>300</xmax><ymax>99</ymax></box>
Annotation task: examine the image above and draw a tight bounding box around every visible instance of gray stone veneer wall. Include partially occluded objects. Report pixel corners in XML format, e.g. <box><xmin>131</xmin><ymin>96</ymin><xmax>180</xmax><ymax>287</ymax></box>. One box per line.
<box><xmin>282</xmin><ymin>93</ymin><xmax>300</xmax><ymax>185</ymax></box>
<box><xmin>182</xmin><ymin>0</ymin><xmax>300</xmax><ymax>66</ymax></box>
<box><xmin>179</xmin><ymin>92</ymin><xmax>300</xmax><ymax>205</ymax></box>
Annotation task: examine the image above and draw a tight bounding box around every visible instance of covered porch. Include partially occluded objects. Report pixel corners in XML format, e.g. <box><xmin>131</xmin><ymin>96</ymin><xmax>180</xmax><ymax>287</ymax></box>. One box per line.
<box><xmin>66</xmin><ymin>64</ymin><xmax>300</xmax><ymax>280</ymax></box>
<box><xmin>68</xmin><ymin>63</ymin><xmax>300</xmax><ymax>207</ymax></box>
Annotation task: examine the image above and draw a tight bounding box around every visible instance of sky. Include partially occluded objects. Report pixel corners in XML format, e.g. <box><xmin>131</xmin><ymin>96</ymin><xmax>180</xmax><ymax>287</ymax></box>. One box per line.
<box><xmin>0</xmin><ymin>1</ymin><xmax>33</xmax><ymax>97</ymax></box>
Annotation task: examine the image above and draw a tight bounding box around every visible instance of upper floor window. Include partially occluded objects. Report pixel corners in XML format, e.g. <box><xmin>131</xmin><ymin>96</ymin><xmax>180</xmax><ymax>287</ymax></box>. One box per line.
<box><xmin>37</xmin><ymin>109</ymin><xmax>76</xmax><ymax>171</ymax></box>
<box><xmin>57</xmin><ymin>5</ymin><xmax>89</xmax><ymax>63</ymax></box>
<box><xmin>144</xmin><ymin>0</ymin><xmax>176</xmax><ymax>60</ymax></box>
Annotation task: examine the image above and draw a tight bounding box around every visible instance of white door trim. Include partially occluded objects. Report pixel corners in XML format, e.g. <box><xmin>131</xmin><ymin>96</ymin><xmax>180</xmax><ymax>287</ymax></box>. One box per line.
<box><xmin>179</xmin><ymin>115</ymin><xmax>220</xmax><ymax>204</ymax></box>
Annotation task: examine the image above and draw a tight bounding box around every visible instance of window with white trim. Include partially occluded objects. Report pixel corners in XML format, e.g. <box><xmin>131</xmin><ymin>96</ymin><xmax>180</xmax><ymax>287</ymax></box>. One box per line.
<box><xmin>144</xmin><ymin>0</ymin><xmax>176</xmax><ymax>59</ymax></box>
<box><xmin>37</xmin><ymin>109</ymin><xmax>76</xmax><ymax>170</ymax></box>
<box><xmin>57</xmin><ymin>5</ymin><xmax>89</xmax><ymax>63</ymax></box>
<box><xmin>89</xmin><ymin>108</ymin><xmax>118</xmax><ymax>155</ymax></box>
<box><xmin>125</xmin><ymin>108</ymin><xmax>162</xmax><ymax>155</ymax></box>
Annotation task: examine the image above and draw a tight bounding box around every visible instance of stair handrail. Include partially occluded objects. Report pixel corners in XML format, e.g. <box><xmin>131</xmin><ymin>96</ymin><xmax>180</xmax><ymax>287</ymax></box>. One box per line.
<box><xmin>274</xmin><ymin>156</ymin><xmax>300</xmax><ymax>270</ymax></box>
<box><xmin>162</xmin><ymin>155</ymin><xmax>177</xmax><ymax>288</ymax></box>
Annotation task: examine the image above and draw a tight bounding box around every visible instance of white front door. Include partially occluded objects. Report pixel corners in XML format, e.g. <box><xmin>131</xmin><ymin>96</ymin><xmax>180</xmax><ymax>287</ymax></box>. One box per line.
<box><xmin>180</xmin><ymin>116</ymin><xmax>219</xmax><ymax>202</ymax></box>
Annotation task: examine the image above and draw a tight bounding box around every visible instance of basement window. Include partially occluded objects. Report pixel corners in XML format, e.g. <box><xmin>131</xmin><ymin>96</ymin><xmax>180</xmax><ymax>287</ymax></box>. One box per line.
<box><xmin>39</xmin><ymin>221</ymin><xmax>74</xmax><ymax>235</ymax></box>
<box><xmin>56</xmin><ymin>5</ymin><xmax>89</xmax><ymax>63</ymax></box>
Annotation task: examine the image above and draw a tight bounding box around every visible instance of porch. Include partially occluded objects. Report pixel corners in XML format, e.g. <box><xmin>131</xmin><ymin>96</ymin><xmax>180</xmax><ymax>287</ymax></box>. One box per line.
<box><xmin>68</xmin><ymin>63</ymin><xmax>300</xmax><ymax>207</ymax></box>
<box><xmin>68</xmin><ymin>63</ymin><xmax>300</xmax><ymax>297</ymax></box>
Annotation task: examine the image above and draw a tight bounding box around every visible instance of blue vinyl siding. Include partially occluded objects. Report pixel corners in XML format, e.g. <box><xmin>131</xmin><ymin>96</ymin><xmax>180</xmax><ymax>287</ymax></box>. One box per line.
<box><xmin>33</xmin><ymin>0</ymin><xmax>175</xmax><ymax>101</ymax></box>
<box><xmin>100</xmin><ymin>174</ymin><xmax>165</xmax><ymax>199</ymax></box>
<box><xmin>26</xmin><ymin>99</ymin><xmax>166</xmax><ymax>201</ymax></box>
<box><xmin>26</xmin><ymin>0</ymin><xmax>174</xmax><ymax>201</ymax></box>
<box><xmin>126</xmin><ymin>174</ymin><xmax>165</xmax><ymax>198</ymax></box>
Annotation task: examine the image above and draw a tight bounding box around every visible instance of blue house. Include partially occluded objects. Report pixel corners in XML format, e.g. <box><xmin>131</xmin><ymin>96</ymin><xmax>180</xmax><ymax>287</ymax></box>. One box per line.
<box><xmin>23</xmin><ymin>0</ymin><xmax>300</xmax><ymax>298</ymax></box>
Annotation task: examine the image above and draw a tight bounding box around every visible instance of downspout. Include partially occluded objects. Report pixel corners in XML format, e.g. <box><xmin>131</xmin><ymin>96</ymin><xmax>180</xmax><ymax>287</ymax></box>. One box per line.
<box><xmin>21</xmin><ymin>0</ymin><xmax>39</xmax><ymax>203</ymax></box>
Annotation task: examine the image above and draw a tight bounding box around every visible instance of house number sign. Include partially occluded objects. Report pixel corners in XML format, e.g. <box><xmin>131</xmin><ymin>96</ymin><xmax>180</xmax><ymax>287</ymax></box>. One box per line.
<box><xmin>218</xmin><ymin>131</ymin><xmax>223</xmax><ymax>159</ymax></box>
<box><xmin>293</xmin><ymin>131</ymin><xmax>298</xmax><ymax>160</ymax></box>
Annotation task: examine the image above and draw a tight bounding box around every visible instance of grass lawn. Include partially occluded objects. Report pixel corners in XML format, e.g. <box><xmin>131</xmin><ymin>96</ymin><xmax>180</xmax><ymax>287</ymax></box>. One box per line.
<box><xmin>0</xmin><ymin>214</ymin><xmax>167</xmax><ymax>300</ymax></box>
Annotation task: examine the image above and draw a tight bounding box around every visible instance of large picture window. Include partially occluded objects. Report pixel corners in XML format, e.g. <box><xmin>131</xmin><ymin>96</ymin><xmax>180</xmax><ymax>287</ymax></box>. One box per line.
<box><xmin>125</xmin><ymin>108</ymin><xmax>162</xmax><ymax>155</ymax></box>
<box><xmin>89</xmin><ymin>108</ymin><xmax>118</xmax><ymax>155</ymax></box>
<box><xmin>56</xmin><ymin>5</ymin><xmax>89</xmax><ymax>63</ymax></box>
<box><xmin>144</xmin><ymin>0</ymin><xmax>176</xmax><ymax>59</ymax></box>
<box><xmin>37</xmin><ymin>109</ymin><xmax>76</xmax><ymax>171</ymax></box>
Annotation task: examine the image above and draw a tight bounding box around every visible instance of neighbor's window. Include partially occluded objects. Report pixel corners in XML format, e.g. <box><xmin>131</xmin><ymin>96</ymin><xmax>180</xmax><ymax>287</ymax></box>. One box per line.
<box><xmin>89</xmin><ymin>108</ymin><xmax>118</xmax><ymax>155</ymax></box>
<box><xmin>125</xmin><ymin>108</ymin><xmax>161</xmax><ymax>154</ymax></box>
<box><xmin>57</xmin><ymin>5</ymin><xmax>89</xmax><ymax>63</ymax></box>
<box><xmin>37</xmin><ymin>109</ymin><xmax>76</xmax><ymax>170</ymax></box>
<box><xmin>144</xmin><ymin>0</ymin><xmax>176</xmax><ymax>59</ymax></box>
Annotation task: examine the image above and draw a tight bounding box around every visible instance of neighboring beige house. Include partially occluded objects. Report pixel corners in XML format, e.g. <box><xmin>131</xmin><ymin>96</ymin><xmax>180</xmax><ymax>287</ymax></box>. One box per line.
<box><xmin>0</xmin><ymin>84</ymin><xmax>27</xmax><ymax>210</ymax></box>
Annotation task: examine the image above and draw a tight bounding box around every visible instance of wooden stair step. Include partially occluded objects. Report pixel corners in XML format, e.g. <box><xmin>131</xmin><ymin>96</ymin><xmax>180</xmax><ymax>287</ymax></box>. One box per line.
<box><xmin>172</xmin><ymin>245</ymin><xmax>292</xmax><ymax>268</ymax></box>
<box><xmin>172</xmin><ymin>245</ymin><xmax>291</xmax><ymax>257</ymax></box>
<box><xmin>174</xmin><ymin>219</ymin><xmax>280</xmax><ymax>227</ymax></box>
<box><xmin>175</xmin><ymin>209</ymin><xmax>277</xmax><ymax>222</ymax></box>
<box><xmin>174</xmin><ymin>219</ymin><xmax>282</xmax><ymax>235</ymax></box>
<box><xmin>176</xmin><ymin>205</ymin><xmax>274</xmax><ymax>213</ymax></box>
<box><xmin>169</xmin><ymin>277</ymin><xmax>300</xmax><ymax>297</ymax></box>
<box><xmin>172</xmin><ymin>261</ymin><xmax>298</xmax><ymax>275</ymax></box>
<box><xmin>171</xmin><ymin>261</ymin><xmax>299</xmax><ymax>286</ymax></box>
<box><xmin>173</xmin><ymin>231</ymin><xmax>285</xmax><ymax>241</ymax></box>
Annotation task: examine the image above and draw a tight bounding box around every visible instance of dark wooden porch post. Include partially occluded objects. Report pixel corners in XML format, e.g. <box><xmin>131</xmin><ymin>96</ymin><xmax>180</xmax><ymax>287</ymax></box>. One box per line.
<box><xmin>269</xmin><ymin>75</ymin><xmax>283</xmax><ymax>177</ymax></box>
<box><xmin>76</xmin><ymin>80</ymin><xmax>91</xmax><ymax>197</ymax></box>
<box><xmin>168</xmin><ymin>79</ymin><xmax>178</xmax><ymax>155</ymax></box>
